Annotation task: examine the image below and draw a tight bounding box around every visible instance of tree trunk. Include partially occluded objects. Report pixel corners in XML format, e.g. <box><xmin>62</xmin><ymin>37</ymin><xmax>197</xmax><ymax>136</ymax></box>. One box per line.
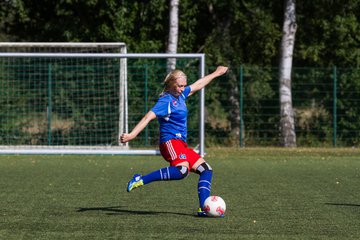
<box><xmin>279</xmin><ymin>0</ymin><xmax>297</xmax><ymax>147</ymax></box>
<box><xmin>228</xmin><ymin>71</ymin><xmax>241</xmax><ymax>145</ymax></box>
<box><xmin>167</xmin><ymin>0</ymin><xmax>179</xmax><ymax>72</ymax></box>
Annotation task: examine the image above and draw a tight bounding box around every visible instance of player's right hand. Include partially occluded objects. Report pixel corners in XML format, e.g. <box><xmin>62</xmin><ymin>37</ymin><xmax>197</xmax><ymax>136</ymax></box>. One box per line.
<box><xmin>120</xmin><ymin>133</ymin><xmax>131</xmax><ymax>143</ymax></box>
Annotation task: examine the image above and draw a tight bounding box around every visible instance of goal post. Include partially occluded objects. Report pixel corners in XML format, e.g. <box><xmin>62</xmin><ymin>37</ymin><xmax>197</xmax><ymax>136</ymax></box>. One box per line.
<box><xmin>0</xmin><ymin>42</ymin><xmax>129</xmax><ymax>147</ymax></box>
<box><xmin>0</xmin><ymin>46</ymin><xmax>206</xmax><ymax>156</ymax></box>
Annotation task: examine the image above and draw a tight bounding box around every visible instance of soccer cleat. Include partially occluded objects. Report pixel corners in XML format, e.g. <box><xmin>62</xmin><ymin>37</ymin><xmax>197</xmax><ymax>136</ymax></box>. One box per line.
<box><xmin>197</xmin><ymin>208</ymin><xmax>208</xmax><ymax>217</ymax></box>
<box><xmin>197</xmin><ymin>208</ymin><xmax>225</xmax><ymax>218</ymax></box>
<box><xmin>127</xmin><ymin>174</ymin><xmax>144</xmax><ymax>192</ymax></box>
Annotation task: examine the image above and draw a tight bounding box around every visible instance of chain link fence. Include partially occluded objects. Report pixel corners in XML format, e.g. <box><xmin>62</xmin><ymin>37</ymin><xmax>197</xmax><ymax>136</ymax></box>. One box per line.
<box><xmin>0</xmin><ymin>56</ymin><xmax>359</xmax><ymax>148</ymax></box>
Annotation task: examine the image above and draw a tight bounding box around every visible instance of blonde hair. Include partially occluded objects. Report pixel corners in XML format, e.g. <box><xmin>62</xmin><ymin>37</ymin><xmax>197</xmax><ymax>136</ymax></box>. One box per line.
<box><xmin>161</xmin><ymin>69</ymin><xmax>187</xmax><ymax>95</ymax></box>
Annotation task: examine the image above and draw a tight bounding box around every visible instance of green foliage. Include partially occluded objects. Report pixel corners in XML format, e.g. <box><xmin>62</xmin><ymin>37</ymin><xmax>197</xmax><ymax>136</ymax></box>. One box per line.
<box><xmin>336</xmin><ymin>69</ymin><xmax>360</xmax><ymax>146</ymax></box>
<box><xmin>1</xmin><ymin>0</ymin><xmax>359</xmax><ymax>68</ymax></box>
<box><xmin>2</xmin><ymin>1</ymin><xmax>360</xmax><ymax>147</ymax></box>
<box><xmin>296</xmin><ymin>1</ymin><xmax>360</xmax><ymax>67</ymax></box>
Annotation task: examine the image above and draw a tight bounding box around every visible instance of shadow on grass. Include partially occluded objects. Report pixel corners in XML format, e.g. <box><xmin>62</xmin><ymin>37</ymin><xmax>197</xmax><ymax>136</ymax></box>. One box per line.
<box><xmin>325</xmin><ymin>203</ymin><xmax>360</xmax><ymax>207</ymax></box>
<box><xmin>76</xmin><ymin>206</ymin><xmax>195</xmax><ymax>217</ymax></box>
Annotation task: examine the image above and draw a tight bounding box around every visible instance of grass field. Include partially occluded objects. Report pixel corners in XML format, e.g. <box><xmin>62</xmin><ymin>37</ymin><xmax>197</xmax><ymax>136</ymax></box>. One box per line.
<box><xmin>0</xmin><ymin>148</ymin><xmax>359</xmax><ymax>240</ymax></box>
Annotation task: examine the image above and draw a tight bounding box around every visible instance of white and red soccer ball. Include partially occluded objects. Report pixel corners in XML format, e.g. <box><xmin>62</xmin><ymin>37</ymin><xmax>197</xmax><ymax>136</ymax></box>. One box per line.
<box><xmin>203</xmin><ymin>196</ymin><xmax>226</xmax><ymax>217</ymax></box>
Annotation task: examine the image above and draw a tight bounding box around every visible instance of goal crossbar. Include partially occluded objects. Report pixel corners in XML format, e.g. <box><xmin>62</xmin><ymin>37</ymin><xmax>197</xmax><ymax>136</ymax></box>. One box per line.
<box><xmin>0</xmin><ymin>52</ymin><xmax>206</xmax><ymax>156</ymax></box>
<box><xmin>0</xmin><ymin>52</ymin><xmax>203</xmax><ymax>59</ymax></box>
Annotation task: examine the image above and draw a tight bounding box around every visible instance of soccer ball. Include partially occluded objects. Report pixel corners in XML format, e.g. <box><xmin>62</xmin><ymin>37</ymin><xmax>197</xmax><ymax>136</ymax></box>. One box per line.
<box><xmin>203</xmin><ymin>196</ymin><xmax>226</xmax><ymax>217</ymax></box>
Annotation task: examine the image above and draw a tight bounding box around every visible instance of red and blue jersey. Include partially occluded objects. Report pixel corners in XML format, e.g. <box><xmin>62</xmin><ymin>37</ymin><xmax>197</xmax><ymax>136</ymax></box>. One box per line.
<box><xmin>151</xmin><ymin>86</ymin><xmax>191</xmax><ymax>143</ymax></box>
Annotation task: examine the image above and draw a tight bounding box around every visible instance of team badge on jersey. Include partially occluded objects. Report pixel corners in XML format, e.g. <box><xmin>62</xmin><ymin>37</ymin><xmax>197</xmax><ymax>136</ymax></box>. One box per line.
<box><xmin>179</xmin><ymin>154</ymin><xmax>186</xmax><ymax>159</ymax></box>
<box><xmin>172</xmin><ymin>100</ymin><xmax>177</xmax><ymax>106</ymax></box>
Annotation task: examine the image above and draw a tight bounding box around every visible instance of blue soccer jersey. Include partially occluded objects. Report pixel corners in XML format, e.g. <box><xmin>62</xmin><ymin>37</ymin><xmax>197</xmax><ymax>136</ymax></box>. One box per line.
<box><xmin>151</xmin><ymin>86</ymin><xmax>191</xmax><ymax>143</ymax></box>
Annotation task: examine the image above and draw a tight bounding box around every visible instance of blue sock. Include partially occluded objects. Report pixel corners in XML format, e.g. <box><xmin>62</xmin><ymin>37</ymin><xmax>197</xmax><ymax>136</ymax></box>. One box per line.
<box><xmin>198</xmin><ymin>170</ymin><xmax>213</xmax><ymax>209</ymax></box>
<box><xmin>142</xmin><ymin>166</ymin><xmax>186</xmax><ymax>185</ymax></box>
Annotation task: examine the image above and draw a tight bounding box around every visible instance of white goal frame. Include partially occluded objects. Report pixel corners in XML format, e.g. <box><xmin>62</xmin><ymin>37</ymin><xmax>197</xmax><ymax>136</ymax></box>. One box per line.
<box><xmin>0</xmin><ymin>42</ymin><xmax>129</xmax><ymax>148</ymax></box>
<box><xmin>0</xmin><ymin>51</ymin><xmax>206</xmax><ymax>156</ymax></box>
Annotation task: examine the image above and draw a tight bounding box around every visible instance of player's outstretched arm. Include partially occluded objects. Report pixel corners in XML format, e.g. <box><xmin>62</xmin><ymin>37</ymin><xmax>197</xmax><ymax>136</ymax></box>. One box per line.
<box><xmin>120</xmin><ymin>111</ymin><xmax>156</xmax><ymax>143</ymax></box>
<box><xmin>189</xmin><ymin>66</ymin><xmax>228</xmax><ymax>96</ymax></box>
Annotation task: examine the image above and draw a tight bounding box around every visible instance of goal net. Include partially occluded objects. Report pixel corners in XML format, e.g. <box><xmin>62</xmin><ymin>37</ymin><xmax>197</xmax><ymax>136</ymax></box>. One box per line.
<box><xmin>0</xmin><ymin>43</ymin><xmax>205</xmax><ymax>155</ymax></box>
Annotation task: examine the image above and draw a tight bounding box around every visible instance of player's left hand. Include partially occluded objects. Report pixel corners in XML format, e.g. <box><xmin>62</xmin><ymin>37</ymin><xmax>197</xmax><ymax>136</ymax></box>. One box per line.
<box><xmin>215</xmin><ymin>66</ymin><xmax>229</xmax><ymax>76</ymax></box>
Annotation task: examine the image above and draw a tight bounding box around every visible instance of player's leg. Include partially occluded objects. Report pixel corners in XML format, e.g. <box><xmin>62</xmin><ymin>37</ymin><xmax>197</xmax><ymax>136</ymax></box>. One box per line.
<box><xmin>127</xmin><ymin>140</ymin><xmax>190</xmax><ymax>192</ymax></box>
<box><xmin>192</xmin><ymin>159</ymin><xmax>213</xmax><ymax>214</ymax></box>
<box><xmin>127</xmin><ymin>164</ymin><xmax>188</xmax><ymax>192</ymax></box>
<box><xmin>185</xmin><ymin>147</ymin><xmax>213</xmax><ymax>216</ymax></box>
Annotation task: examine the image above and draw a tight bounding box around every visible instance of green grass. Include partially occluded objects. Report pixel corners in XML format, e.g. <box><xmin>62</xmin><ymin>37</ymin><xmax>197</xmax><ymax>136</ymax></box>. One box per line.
<box><xmin>0</xmin><ymin>148</ymin><xmax>360</xmax><ymax>239</ymax></box>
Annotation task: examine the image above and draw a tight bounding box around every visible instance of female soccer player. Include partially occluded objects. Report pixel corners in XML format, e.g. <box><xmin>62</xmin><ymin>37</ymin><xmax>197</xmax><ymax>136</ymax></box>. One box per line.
<box><xmin>120</xmin><ymin>66</ymin><xmax>228</xmax><ymax>217</ymax></box>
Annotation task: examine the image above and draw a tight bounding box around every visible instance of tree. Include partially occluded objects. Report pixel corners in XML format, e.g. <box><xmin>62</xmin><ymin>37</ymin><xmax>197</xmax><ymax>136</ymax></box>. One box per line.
<box><xmin>166</xmin><ymin>0</ymin><xmax>179</xmax><ymax>72</ymax></box>
<box><xmin>0</xmin><ymin>0</ymin><xmax>17</xmax><ymax>41</ymax></box>
<box><xmin>198</xmin><ymin>0</ymin><xmax>281</xmax><ymax>145</ymax></box>
<box><xmin>295</xmin><ymin>1</ymin><xmax>360</xmax><ymax>68</ymax></box>
<box><xmin>279</xmin><ymin>0</ymin><xmax>297</xmax><ymax>147</ymax></box>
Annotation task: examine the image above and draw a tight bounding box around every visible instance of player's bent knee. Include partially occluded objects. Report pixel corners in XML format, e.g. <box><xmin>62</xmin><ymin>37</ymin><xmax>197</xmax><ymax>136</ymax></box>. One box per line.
<box><xmin>176</xmin><ymin>165</ymin><xmax>189</xmax><ymax>178</ymax></box>
<box><xmin>195</xmin><ymin>162</ymin><xmax>213</xmax><ymax>174</ymax></box>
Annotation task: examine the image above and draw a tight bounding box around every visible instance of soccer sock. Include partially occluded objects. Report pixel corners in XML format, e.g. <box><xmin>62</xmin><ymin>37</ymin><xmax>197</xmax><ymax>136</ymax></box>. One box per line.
<box><xmin>142</xmin><ymin>166</ymin><xmax>188</xmax><ymax>185</ymax></box>
<box><xmin>198</xmin><ymin>170</ymin><xmax>213</xmax><ymax>209</ymax></box>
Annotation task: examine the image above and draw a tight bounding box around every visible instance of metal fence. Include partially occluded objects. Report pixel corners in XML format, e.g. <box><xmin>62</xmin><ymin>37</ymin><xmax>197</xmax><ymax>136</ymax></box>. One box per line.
<box><xmin>119</xmin><ymin>64</ymin><xmax>359</xmax><ymax>148</ymax></box>
<box><xmin>0</xmin><ymin>56</ymin><xmax>359</xmax><ymax>149</ymax></box>
<box><xmin>208</xmin><ymin>66</ymin><xmax>359</xmax><ymax>147</ymax></box>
